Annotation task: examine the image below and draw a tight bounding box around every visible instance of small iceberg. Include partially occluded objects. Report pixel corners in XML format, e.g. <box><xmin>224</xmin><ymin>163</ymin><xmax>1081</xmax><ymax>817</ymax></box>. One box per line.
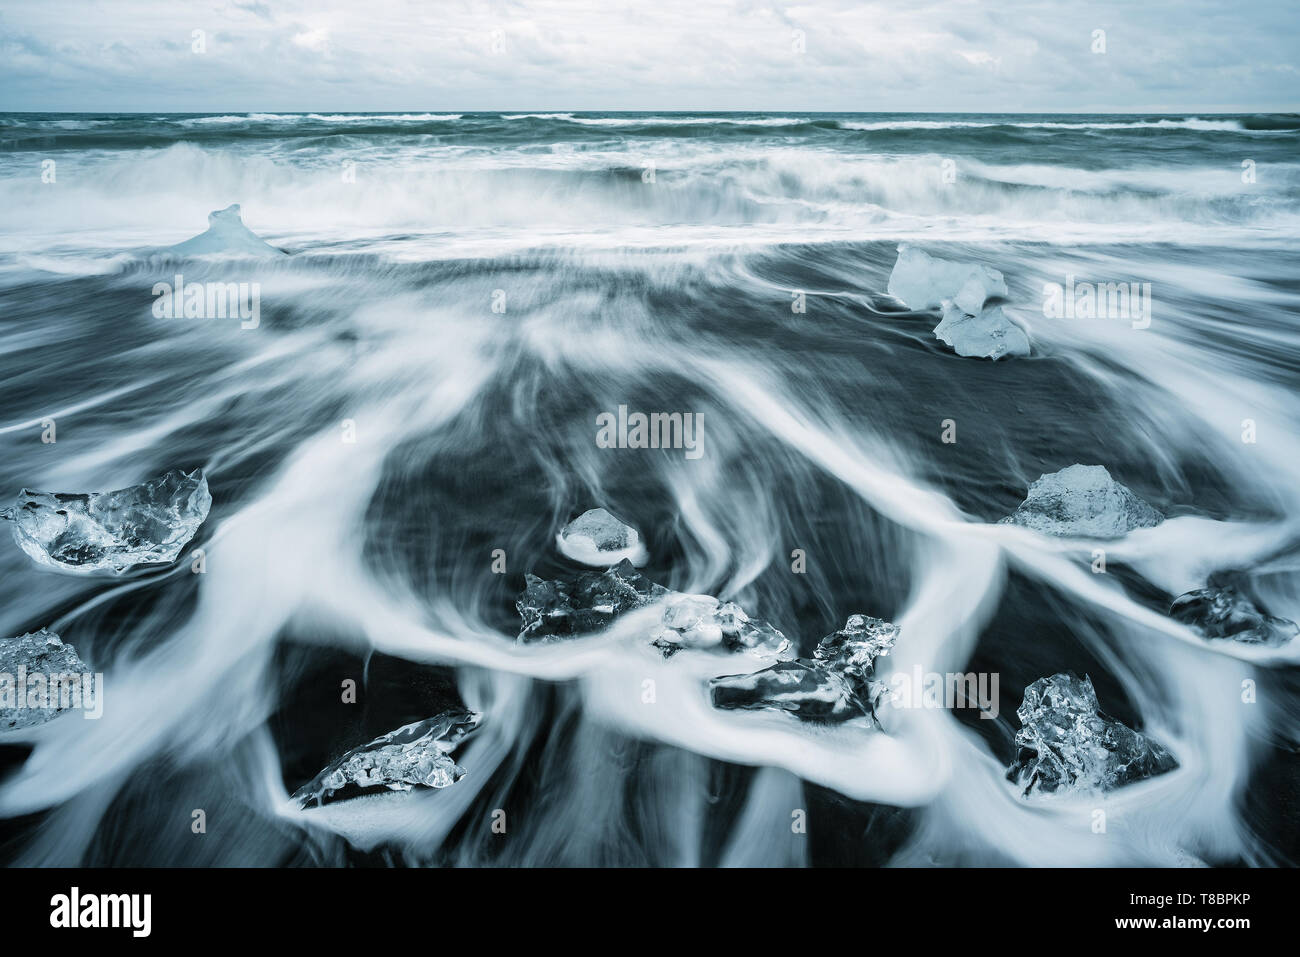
<box><xmin>2</xmin><ymin>468</ymin><xmax>212</xmax><ymax>575</ymax></box>
<box><xmin>165</xmin><ymin>204</ymin><xmax>287</xmax><ymax>258</ymax></box>
<box><xmin>934</xmin><ymin>301</ymin><xmax>1030</xmax><ymax>360</ymax></box>
<box><xmin>292</xmin><ymin>710</ymin><xmax>480</xmax><ymax>808</ymax></box>
<box><xmin>1008</xmin><ymin>673</ymin><xmax>1177</xmax><ymax>797</ymax></box>
<box><xmin>887</xmin><ymin>244</ymin><xmax>1008</xmax><ymax>313</ymax></box>
<box><xmin>1170</xmin><ymin>571</ymin><xmax>1298</xmax><ymax>647</ymax></box>
<box><xmin>709</xmin><ymin>614</ymin><xmax>897</xmax><ymax>722</ymax></box>
<box><xmin>0</xmin><ymin>629</ymin><xmax>93</xmax><ymax>731</ymax></box>
<box><xmin>556</xmin><ymin>507</ymin><xmax>648</xmax><ymax>567</ymax></box>
<box><xmin>999</xmin><ymin>464</ymin><xmax>1163</xmax><ymax>538</ymax></box>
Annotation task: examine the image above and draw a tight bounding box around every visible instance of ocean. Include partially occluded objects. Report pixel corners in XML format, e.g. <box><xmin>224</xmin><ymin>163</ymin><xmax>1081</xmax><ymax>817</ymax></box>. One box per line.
<box><xmin>0</xmin><ymin>111</ymin><xmax>1298</xmax><ymax>866</ymax></box>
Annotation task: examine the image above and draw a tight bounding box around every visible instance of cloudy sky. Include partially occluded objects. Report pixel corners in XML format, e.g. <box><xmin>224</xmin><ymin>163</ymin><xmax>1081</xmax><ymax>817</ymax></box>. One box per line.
<box><xmin>1</xmin><ymin>0</ymin><xmax>1295</xmax><ymax>113</ymax></box>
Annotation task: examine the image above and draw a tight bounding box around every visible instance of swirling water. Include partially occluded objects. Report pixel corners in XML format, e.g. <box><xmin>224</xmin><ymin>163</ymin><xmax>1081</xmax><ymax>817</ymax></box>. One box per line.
<box><xmin>1</xmin><ymin>111</ymin><xmax>1299</xmax><ymax>866</ymax></box>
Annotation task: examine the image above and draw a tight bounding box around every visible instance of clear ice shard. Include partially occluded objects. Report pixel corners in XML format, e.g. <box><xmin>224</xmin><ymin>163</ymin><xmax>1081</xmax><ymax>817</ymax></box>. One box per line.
<box><xmin>651</xmin><ymin>593</ymin><xmax>791</xmax><ymax>659</ymax></box>
<box><xmin>709</xmin><ymin>660</ymin><xmax>868</xmax><ymax>720</ymax></box>
<box><xmin>812</xmin><ymin>614</ymin><xmax>900</xmax><ymax>682</ymax></box>
<box><xmin>998</xmin><ymin>464</ymin><xmax>1163</xmax><ymax>538</ymax></box>
<box><xmin>886</xmin><ymin>244</ymin><xmax>1008</xmax><ymax>312</ymax></box>
<box><xmin>555</xmin><ymin>507</ymin><xmax>648</xmax><ymax>567</ymax></box>
<box><xmin>0</xmin><ymin>629</ymin><xmax>93</xmax><ymax>731</ymax></box>
<box><xmin>1170</xmin><ymin>571</ymin><xmax>1298</xmax><ymax>646</ymax></box>
<box><xmin>934</xmin><ymin>301</ymin><xmax>1031</xmax><ymax>360</ymax></box>
<box><xmin>292</xmin><ymin>710</ymin><xmax>480</xmax><ymax>808</ymax></box>
<box><xmin>1007</xmin><ymin>673</ymin><xmax>1177</xmax><ymax>797</ymax></box>
<box><xmin>710</xmin><ymin>614</ymin><xmax>898</xmax><ymax>722</ymax></box>
<box><xmin>516</xmin><ymin>559</ymin><xmax>669</xmax><ymax>642</ymax></box>
<box><xmin>2</xmin><ymin>468</ymin><xmax>212</xmax><ymax>575</ymax></box>
<box><xmin>516</xmin><ymin>559</ymin><xmax>790</xmax><ymax>659</ymax></box>
<box><xmin>165</xmin><ymin>204</ymin><xmax>287</xmax><ymax>258</ymax></box>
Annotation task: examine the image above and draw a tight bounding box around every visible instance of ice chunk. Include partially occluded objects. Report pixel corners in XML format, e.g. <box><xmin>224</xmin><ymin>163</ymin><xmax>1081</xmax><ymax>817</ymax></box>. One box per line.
<box><xmin>292</xmin><ymin>710</ymin><xmax>480</xmax><ymax>808</ymax></box>
<box><xmin>887</xmin><ymin>244</ymin><xmax>1008</xmax><ymax>312</ymax></box>
<box><xmin>2</xmin><ymin>468</ymin><xmax>212</xmax><ymax>575</ymax></box>
<box><xmin>165</xmin><ymin>204</ymin><xmax>287</xmax><ymax>258</ymax></box>
<box><xmin>651</xmin><ymin>594</ymin><xmax>790</xmax><ymax>659</ymax></box>
<box><xmin>934</xmin><ymin>302</ymin><xmax>1031</xmax><ymax>360</ymax></box>
<box><xmin>0</xmin><ymin>629</ymin><xmax>93</xmax><ymax>731</ymax></box>
<box><xmin>1008</xmin><ymin>673</ymin><xmax>1177</xmax><ymax>797</ymax></box>
<box><xmin>556</xmin><ymin>507</ymin><xmax>648</xmax><ymax>567</ymax></box>
<box><xmin>1170</xmin><ymin>571</ymin><xmax>1298</xmax><ymax>646</ymax></box>
<box><xmin>999</xmin><ymin>464</ymin><xmax>1163</xmax><ymax>538</ymax></box>
<box><xmin>516</xmin><ymin>559</ymin><xmax>790</xmax><ymax>659</ymax></box>
<box><xmin>516</xmin><ymin>559</ymin><xmax>669</xmax><ymax>642</ymax></box>
<box><xmin>710</xmin><ymin>614</ymin><xmax>896</xmax><ymax>722</ymax></box>
<box><xmin>710</xmin><ymin>660</ymin><xmax>870</xmax><ymax>721</ymax></box>
<box><xmin>813</xmin><ymin>613</ymin><xmax>899</xmax><ymax>682</ymax></box>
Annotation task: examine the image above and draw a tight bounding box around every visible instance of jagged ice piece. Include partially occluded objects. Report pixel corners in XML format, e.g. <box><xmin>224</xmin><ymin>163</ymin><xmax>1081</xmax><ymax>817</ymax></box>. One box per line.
<box><xmin>3</xmin><ymin>468</ymin><xmax>212</xmax><ymax>575</ymax></box>
<box><xmin>0</xmin><ymin>629</ymin><xmax>94</xmax><ymax>731</ymax></box>
<box><xmin>887</xmin><ymin>244</ymin><xmax>1008</xmax><ymax>312</ymax></box>
<box><xmin>1008</xmin><ymin>673</ymin><xmax>1176</xmax><ymax>797</ymax></box>
<box><xmin>556</xmin><ymin>507</ymin><xmax>648</xmax><ymax>567</ymax></box>
<box><xmin>1170</xmin><ymin>572</ymin><xmax>1298</xmax><ymax>647</ymax></box>
<box><xmin>934</xmin><ymin>302</ymin><xmax>1031</xmax><ymax>360</ymax></box>
<box><xmin>999</xmin><ymin>464</ymin><xmax>1163</xmax><ymax>538</ymax></box>
<box><xmin>292</xmin><ymin>710</ymin><xmax>480</xmax><ymax>808</ymax></box>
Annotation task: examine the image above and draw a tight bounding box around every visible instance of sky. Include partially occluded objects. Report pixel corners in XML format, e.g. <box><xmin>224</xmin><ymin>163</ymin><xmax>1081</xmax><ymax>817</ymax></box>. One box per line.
<box><xmin>0</xmin><ymin>0</ymin><xmax>1296</xmax><ymax>114</ymax></box>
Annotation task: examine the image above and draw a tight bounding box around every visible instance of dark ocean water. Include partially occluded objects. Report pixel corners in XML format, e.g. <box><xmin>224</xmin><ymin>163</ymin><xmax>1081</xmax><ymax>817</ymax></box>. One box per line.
<box><xmin>1</xmin><ymin>112</ymin><xmax>1299</xmax><ymax>866</ymax></box>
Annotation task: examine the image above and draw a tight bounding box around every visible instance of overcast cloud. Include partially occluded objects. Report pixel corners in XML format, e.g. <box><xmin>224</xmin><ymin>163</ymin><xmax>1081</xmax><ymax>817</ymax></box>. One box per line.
<box><xmin>1</xmin><ymin>0</ymin><xmax>1295</xmax><ymax>113</ymax></box>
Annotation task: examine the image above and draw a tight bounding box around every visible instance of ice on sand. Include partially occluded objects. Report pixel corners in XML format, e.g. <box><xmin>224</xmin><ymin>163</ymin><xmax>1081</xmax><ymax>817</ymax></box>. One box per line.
<box><xmin>1008</xmin><ymin>673</ymin><xmax>1177</xmax><ymax>797</ymax></box>
<box><xmin>887</xmin><ymin>244</ymin><xmax>1008</xmax><ymax>313</ymax></box>
<box><xmin>1170</xmin><ymin>571</ymin><xmax>1298</xmax><ymax>647</ymax></box>
<box><xmin>709</xmin><ymin>614</ymin><xmax>898</xmax><ymax>722</ymax></box>
<box><xmin>999</xmin><ymin>464</ymin><xmax>1163</xmax><ymax>538</ymax></box>
<box><xmin>516</xmin><ymin>559</ymin><xmax>669</xmax><ymax>643</ymax></box>
<box><xmin>651</xmin><ymin>592</ymin><xmax>791</xmax><ymax>659</ymax></box>
<box><xmin>292</xmin><ymin>710</ymin><xmax>481</xmax><ymax>808</ymax></box>
<box><xmin>2</xmin><ymin>468</ymin><xmax>212</xmax><ymax>575</ymax></box>
<box><xmin>0</xmin><ymin>629</ymin><xmax>93</xmax><ymax>731</ymax></box>
<box><xmin>516</xmin><ymin>559</ymin><xmax>790</xmax><ymax>659</ymax></box>
<box><xmin>556</xmin><ymin>507</ymin><xmax>648</xmax><ymax>567</ymax></box>
<box><xmin>934</xmin><ymin>301</ymin><xmax>1031</xmax><ymax>360</ymax></box>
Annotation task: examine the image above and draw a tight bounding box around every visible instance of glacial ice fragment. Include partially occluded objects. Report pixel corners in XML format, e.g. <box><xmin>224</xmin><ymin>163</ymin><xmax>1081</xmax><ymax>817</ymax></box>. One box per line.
<box><xmin>516</xmin><ymin>559</ymin><xmax>669</xmax><ymax>642</ymax></box>
<box><xmin>515</xmin><ymin>559</ymin><xmax>790</xmax><ymax>658</ymax></box>
<box><xmin>165</xmin><ymin>204</ymin><xmax>287</xmax><ymax>258</ymax></box>
<box><xmin>292</xmin><ymin>710</ymin><xmax>480</xmax><ymax>808</ymax></box>
<box><xmin>710</xmin><ymin>660</ymin><xmax>869</xmax><ymax>720</ymax></box>
<box><xmin>0</xmin><ymin>629</ymin><xmax>93</xmax><ymax>731</ymax></box>
<box><xmin>2</xmin><ymin>468</ymin><xmax>212</xmax><ymax>575</ymax></box>
<box><xmin>887</xmin><ymin>244</ymin><xmax>1008</xmax><ymax>312</ymax></box>
<box><xmin>813</xmin><ymin>613</ymin><xmax>899</xmax><ymax>682</ymax></box>
<box><xmin>998</xmin><ymin>464</ymin><xmax>1163</xmax><ymax>538</ymax></box>
<box><xmin>651</xmin><ymin>593</ymin><xmax>791</xmax><ymax>659</ymax></box>
<box><xmin>556</xmin><ymin>507</ymin><xmax>648</xmax><ymax>567</ymax></box>
<box><xmin>1170</xmin><ymin>571</ymin><xmax>1298</xmax><ymax>647</ymax></box>
<box><xmin>934</xmin><ymin>301</ymin><xmax>1031</xmax><ymax>360</ymax></box>
<box><xmin>1007</xmin><ymin>673</ymin><xmax>1176</xmax><ymax>797</ymax></box>
<box><xmin>710</xmin><ymin>614</ymin><xmax>897</xmax><ymax>723</ymax></box>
